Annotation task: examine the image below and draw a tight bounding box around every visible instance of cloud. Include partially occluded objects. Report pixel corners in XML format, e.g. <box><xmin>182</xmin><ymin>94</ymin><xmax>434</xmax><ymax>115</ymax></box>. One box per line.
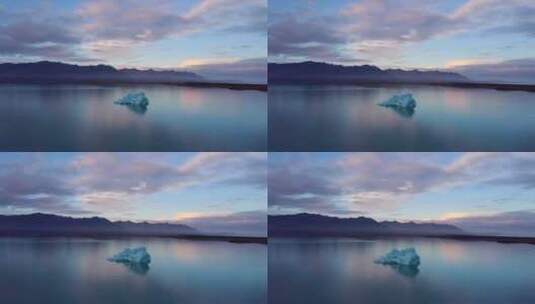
<box><xmin>269</xmin><ymin>153</ymin><xmax>452</xmax><ymax>215</ymax></box>
<box><xmin>68</xmin><ymin>152</ymin><xmax>266</xmax><ymax>206</ymax></box>
<box><xmin>0</xmin><ymin>157</ymin><xmax>82</xmax><ymax>213</ymax></box>
<box><xmin>176</xmin><ymin>210</ymin><xmax>267</xmax><ymax>236</ymax></box>
<box><xmin>269</xmin><ymin>0</ymin><xmax>460</xmax><ymax>63</ymax></box>
<box><xmin>71</xmin><ymin>153</ymin><xmax>182</xmax><ymax>195</ymax></box>
<box><xmin>77</xmin><ymin>0</ymin><xmax>265</xmax><ymax>42</ymax></box>
<box><xmin>268</xmin><ymin>154</ymin><xmax>346</xmax><ymax>214</ymax></box>
<box><xmin>185</xmin><ymin>58</ymin><xmax>267</xmax><ymax>84</ymax></box>
<box><xmin>447</xmin><ymin>58</ymin><xmax>535</xmax><ymax>84</ymax></box>
<box><xmin>443</xmin><ymin>210</ymin><xmax>535</xmax><ymax>237</ymax></box>
<box><xmin>268</xmin><ymin>16</ymin><xmax>345</xmax><ymax>52</ymax></box>
<box><xmin>0</xmin><ymin>12</ymin><xmax>94</xmax><ymax>62</ymax></box>
<box><xmin>0</xmin><ymin>153</ymin><xmax>266</xmax><ymax>216</ymax></box>
<box><xmin>268</xmin><ymin>14</ymin><xmax>364</xmax><ymax>63</ymax></box>
<box><xmin>269</xmin><ymin>153</ymin><xmax>535</xmax><ymax>216</ymax></box>
<box><xmin>342</xmin><ymin>0</ymin><xmax>457</xmax><ymax>43</ymax></box>
<box><xmin>75</xmin><ymin>0</ymin><xmax>265</xmax><ymax>58</ymax></box>
<box><xmin>177</xmin><ymin>152</ymin><xmax>267</xmax><ymax>189</ymax></box>
<box><xmin>76</xmin><ymin>0</ymin><xmax>187</xmax><ymax>43</ymax></box>
<box><xmin>444</xmin><ymin>152</ymin><xmax>535</xmax><ymax>190</ymax></box>
<box><xmin>269</xmin><ymin>1</ymin><xmax>447</xmax><ymax>63</ymax></box>
<box><xmin>268</xmin><ymin>0</ymin><xmax>535</xmax><ymax>72</ymax></box>
<box><xmin>185</xmin><ymin>0</ymin><xmax>266</xmax><ymax>34</ymax></box>
<box><xmin>0</xmin><ymin>0</ymin><xmax>265</xmax><ymax>66</ymax></box>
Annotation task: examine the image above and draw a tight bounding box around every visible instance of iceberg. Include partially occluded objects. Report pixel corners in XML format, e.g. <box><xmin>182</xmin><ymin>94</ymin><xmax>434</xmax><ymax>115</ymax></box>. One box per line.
<box><xmin>378</xmin><ymin>93</ymin><xmax>416</xmax><ymax>110</ymax></box>
<box><xmin>108</xmin><ymin>247</ymin><xmax>151</xmax><ymax>265</ymax></box>
<box><xmin>375</xmin><ymin>247</ymin><xmax>420</xmax><ymax>267</ymax></box>
<box><xmin>114</xmin><ymin>92</ymin><xmax>149</xmax><ymax>108</ymax></box>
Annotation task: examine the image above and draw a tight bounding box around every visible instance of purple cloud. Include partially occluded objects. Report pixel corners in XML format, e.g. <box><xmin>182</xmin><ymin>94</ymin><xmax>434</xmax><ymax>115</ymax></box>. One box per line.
<box><xmin>0</xmin><ymin>153</ymin><xmax>266</xmax><ymax>216</ymax></box>
<box><xmin>0</xmin><ymin>0</ymin><xmax>266</xmax><ymax>66</ymax></box>
<box><xmin>448</xmin><ymin>58</ymin><xmax>535</xmax><ymax>84</ymax></box>
<box><xmin>269</xmin><ymin>0</ymin><xmax>535</xmax><ymax>83</ymax></box>
<box><xmin>444</xmin><ymin>210</ymin><xmax>535</xmax><ymax>237</ymax></box>
<box><xmin>269</xmin><ymin>153</ymin><xmax>535</xmax><ymax>217</ymax></box>
<box><xmin>188</xmin><ymin>58</ymin><xmax>267</xmax><ymax>84</ymax></box>
<box><xmin>178</xmin><ymin>210</ymin><xmax>267</xmax><ymax>237</ymax></box>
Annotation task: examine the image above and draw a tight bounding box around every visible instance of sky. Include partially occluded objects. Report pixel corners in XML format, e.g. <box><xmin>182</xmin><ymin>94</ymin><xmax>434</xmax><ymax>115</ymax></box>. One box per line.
<box><xmin>269</xmin><ymin>152</ymin><xmax>535</xmax><ymax>237</ymax></box>
<box><xmin>0</xmin><ymin>152</ymin><xmax>267</xmax><ymax>236</ymax></box>
<box><xmin>0</xmin><ymin>0</ymin><xmax>267</xmax><ymax>83</ymax></box>
<box><xmin>269</xmin><ymin>0</ymin><xmax>535</xmax><ymax>84</ymax></box>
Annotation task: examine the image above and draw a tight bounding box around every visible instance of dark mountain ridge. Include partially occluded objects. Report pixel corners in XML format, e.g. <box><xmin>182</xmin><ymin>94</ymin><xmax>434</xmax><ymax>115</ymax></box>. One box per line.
<box><xmin>269</xmin><ymin>61</ymin><xmax>470</xmax><ymax>84</ymax></box>
<box><xmin>269</xmin><ymin>213</ymin><xmax>464</xmax><ymax>237</ymax></box>
<box><xmin>0</xmin><ymin>213</ymin><xmax>197</xmax><ymax>236</ymax></box>
<box><xmin>0</xmin><ymin>61</ymin><xmax>203</xmax><ymax>83</ymax></box>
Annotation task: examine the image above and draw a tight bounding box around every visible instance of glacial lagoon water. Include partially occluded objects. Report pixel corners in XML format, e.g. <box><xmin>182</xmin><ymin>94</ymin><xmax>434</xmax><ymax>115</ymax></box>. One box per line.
<box><xmin>269</xmin><ymin>85</ymin><xmax>535</xmax><ymax>151</ymax></box>
<box><xmin>269</xmin><ymin>238</ymin><xmax>535</xmax><ymax>304</ymax></box>
<box><xmin>0</xmin><ymin>237</ymin><xmax>267</xmax><ymax>304</ymax></box>
<box><xmin>0</xmin><ymin>84</ymin><xmax>266</xmax><ymax>151</ymax></box>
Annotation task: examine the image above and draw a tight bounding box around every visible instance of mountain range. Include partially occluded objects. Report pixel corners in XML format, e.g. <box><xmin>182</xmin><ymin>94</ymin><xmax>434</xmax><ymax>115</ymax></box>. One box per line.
<box><xmin>0</xmin><ymin>61</ymin><xmax>203</xmax><ymax>84</ymax></box>
<box><xmin>269</xmin><ymin>61</ymin><xmax>470</xmax><ymax>84</ymax></box>
<box><xmin>269</xmin><ymin>213</ymin><xmax>464</xmax><ymax>237</ymax></box>
<box><xmin>0</xmin><ymin>213</ymin><xmax>197</xmax><ymax>237</ymax></box>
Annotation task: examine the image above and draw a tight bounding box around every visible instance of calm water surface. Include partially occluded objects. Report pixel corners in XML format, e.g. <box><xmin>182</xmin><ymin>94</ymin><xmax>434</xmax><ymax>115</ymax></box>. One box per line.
<box><xmin>0</xmin><ymin>84</ymin><xmax>266</xmax><ymax>151</ymax></box>
<box><xmin>269</xmin><ymin>85</ymin><xmax>535</xmax><ymax>151</ymax></box>
<box><xmin>269</xmin><ymin>238</ymin><xmax>535</xmax><ymax>304</ymax></box>
<box><xmin>0</xmin><ymin>237</ymin><xmax>266</xmax><ymax>304</ymax></box>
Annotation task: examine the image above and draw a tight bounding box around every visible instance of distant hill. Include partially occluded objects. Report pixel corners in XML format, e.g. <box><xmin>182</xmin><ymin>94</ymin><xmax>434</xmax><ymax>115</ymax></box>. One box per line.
<box><xmin>269</xmin><ymin>213</ymin><xmax>464</xmax><ymax>237</ymax></box>
<box><xmin>0</xmin><ymin>213</ymin><xmax>197</xmax><ymax>237</ymax></box>
<box><xmin>0</xmin><ymin>61</ymin><xmax>203</xmax><ymax>84</ymax></box>
<box><xmin>269</xmin><ymin>61</ymin><xmax>470</xmax><ymax>84</ymax></box>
